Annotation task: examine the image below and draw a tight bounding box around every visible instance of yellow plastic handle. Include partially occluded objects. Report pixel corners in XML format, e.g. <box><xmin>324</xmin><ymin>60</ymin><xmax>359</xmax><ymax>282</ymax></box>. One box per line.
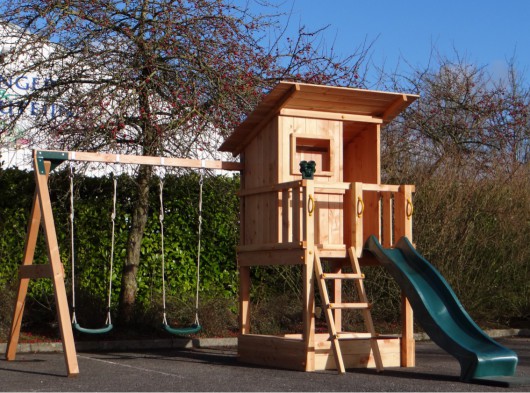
<box><xmin>356</xmin><ymin>197</ymin><xmax>364</xmax><ymax>218</ymax></box>
<box><xmin>308</xmin><ymin>194</ymin><xmax>315</xmax><ymax>216</ymax></box>
<box><xmin>406</xmin><ymin>198</ymin><xmax>414</xmax><ymax>220</ymax></box>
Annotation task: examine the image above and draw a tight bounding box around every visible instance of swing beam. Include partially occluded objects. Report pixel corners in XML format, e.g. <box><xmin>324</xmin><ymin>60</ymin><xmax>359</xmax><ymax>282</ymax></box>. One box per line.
<box><xmin>5</xmin><ymin>149</ymin><xmax>242</xmax><ymax>377</ymax></box>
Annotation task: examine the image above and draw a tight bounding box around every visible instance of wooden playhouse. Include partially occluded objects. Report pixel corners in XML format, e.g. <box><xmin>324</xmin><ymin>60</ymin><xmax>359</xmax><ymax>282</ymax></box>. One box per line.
<box><xmin>219</xmin><ymin>81</ymin><xmax>418</xmax><ymax>372</ymax></box>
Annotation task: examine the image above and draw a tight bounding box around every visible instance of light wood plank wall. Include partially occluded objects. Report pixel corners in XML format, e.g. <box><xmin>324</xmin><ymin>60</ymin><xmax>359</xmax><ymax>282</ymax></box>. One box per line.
<box><xmin>343</xmin><ymin>123</ymin><xmax>381</xmax><ymax>246</ymax></box>
<box><xmin>241</xmin><ymin>115</ymin><xmax>382</xmax><ymax>248</ymax></box>
<box><xmin>241</xmin><ymin>119</ymin><xmax>279</xmax><ymax>245</ymax></box>
<box><xmin>279</xmin><ymin>115</ymin><xmax>343</xmax><ymax>246</ymax></box>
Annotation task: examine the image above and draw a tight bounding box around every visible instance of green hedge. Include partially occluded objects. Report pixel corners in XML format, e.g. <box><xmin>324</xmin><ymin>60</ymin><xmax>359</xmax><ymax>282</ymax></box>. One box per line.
<box><xmin>1</xmin><ymin>165</ymin><xmax>529</xmax><ymax>335</ymax></box>
<box><xmin>0</xmin><ymin>167</ymin><xmax>240</xmax><ymax>331</ymax></box>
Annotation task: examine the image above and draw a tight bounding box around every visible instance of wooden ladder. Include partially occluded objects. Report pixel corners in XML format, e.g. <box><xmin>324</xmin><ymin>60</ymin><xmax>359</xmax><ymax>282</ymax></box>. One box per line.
<box><xmin>314</xmin><ymin>247</ymin><xmax>383</xmax><ymax>374</ymax></box>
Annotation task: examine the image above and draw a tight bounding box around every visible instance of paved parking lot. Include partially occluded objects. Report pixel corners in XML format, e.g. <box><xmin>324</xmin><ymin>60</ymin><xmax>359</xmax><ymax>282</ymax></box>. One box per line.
<box><xmin>1</xmin><ymin>337</ymin><xmax>530</xmax><ymax>391</ymax></box>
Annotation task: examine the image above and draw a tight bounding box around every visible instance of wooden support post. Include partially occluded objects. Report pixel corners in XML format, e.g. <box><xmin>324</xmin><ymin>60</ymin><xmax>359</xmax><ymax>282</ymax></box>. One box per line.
<box><xmin>239</xmin><ymin>266</ymin><xmax>251</xmax><ymax>334</ymax></box>
<box><xmin>395</xmin><ymin>184</ymin><xmax>415</xmax><ymax>367</ymax></box>
<box><xmin>400</xmin><ymin>295</ymin><xmax>415</xmax><ymax>367</ymax></box>
<box><xmin>238</xmin><ymin>161</ymin><xmax>250</xmax><ymax>336</ymax></box>
<box><xmin>350</xmin><ymin>182</ymin><xmax>364</xmax><ymax>258</ymax></box>
<box><xmin>302</xmin><ymin>180</ymin><xmax>315</xmax><ymax>371</ymax></box>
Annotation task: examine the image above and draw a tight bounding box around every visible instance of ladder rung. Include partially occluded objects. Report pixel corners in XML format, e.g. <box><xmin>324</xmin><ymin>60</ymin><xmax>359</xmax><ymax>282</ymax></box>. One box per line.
<box><xmin>321</xmin><ymin>273</ymin><xmax>364</xmax><ymax>280</ymax></box>
<box><xmin>336</xmin><ymin>332</ymin><xmax>373</xmax><ymax>339</ymax></box>
<box><xmin>328</xmin><ymin>302</ymin><xmax>370</xmax><ymax>309</ymax></box>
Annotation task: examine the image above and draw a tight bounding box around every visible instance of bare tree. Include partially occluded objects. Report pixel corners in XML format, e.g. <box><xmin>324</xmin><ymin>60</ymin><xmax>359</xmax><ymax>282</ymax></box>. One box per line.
<box><xmin>381</xmin><ymin>54</ymin><xmax>529</xmax><ymax>181</ymax></box>
<box><xmin>0</xmin><ymin>0</ymin><xmax>370</xmax><ymax>322</ymax></box>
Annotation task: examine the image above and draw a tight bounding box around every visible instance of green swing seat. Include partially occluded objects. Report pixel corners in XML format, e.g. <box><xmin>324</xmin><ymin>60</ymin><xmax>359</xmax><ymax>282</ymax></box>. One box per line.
<box><xmin>73</xmin><ymin>323</ymin><xmax>114</xmax><ymax>335</ymax></box>
<box><xmin>162</xmin><ymin>323</ymin><xmax>202</xmax><ymax>336</ymax></box>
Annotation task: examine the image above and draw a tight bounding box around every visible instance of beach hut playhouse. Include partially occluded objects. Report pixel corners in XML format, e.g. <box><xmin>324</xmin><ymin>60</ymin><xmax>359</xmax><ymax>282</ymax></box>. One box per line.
<box><xmin>219</xmin><ymin>81</ymin><xmax>419</xmax><ymax>373</ymax></box>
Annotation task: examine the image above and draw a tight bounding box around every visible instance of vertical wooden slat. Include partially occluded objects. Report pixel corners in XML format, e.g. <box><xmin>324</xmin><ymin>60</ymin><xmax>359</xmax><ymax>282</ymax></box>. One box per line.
<box><xmin>394</xmin><ymin>184</ymin><xmax>415</xmax><ymax>367</ymax></box>
<box><xmin>351</xmin><ymin>182</ymin><xmax>364</xmax><ymax>258</ymax></box>
<box><xmin>363</xmin><ymin>191</ymin><xmax>381</xmax><ymax>246</ymax></box>
<box><xmin>267</xmin><ymin>122</ymin><xmax>279</xmax><ymax>244</ymax></box>
<box><xmin>394</xmin><ymin>185</ymin><xmax>413</xmax><ymax>242</ymax></box>
<box><xmin>292</xmin><ymin>186</ymin><xmax>301</xmax><ymax>242</ymax></box>
<box><xmin>239</xmin><ymin>266</ymin><xmax>251</xmax><ymax>334</ymax></box>
<box><xmin>239</xmin><ymin>151</ymin><xmax>251</xmax><ymax>336</ymax></box>
<box><xmin>244</xmin><ymin>139</ymin><xmax>258</xmax><ymax>245</ymax></box>
<box><xmin>302</xmin><ymin>180</ymin><xmax>315</xmax><ymax>371</ymax></box>
<box><xmin>281</xmin><ymin>189</ymin><xmax>290</xmax><ymax>243</ymax></box>
<box><xmin>314</xmin><ymin>119</ymin><xmax>327</xmax><ymax>245</ymax></box>
<box><xmin>382</xmin><ymin>192</ymin><xmax>393</xmax><ymax>248</ymax></box>
<box><xmin>284</xmin><ymin>117</ymin><xmax>295</xmax><ymax>181</ymax></box>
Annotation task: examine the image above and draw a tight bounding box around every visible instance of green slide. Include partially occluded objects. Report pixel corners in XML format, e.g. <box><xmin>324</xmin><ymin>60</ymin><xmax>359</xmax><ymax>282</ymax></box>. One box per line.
<box><xmin>365</xmin><ymin>235</ymin><xmax>518</xmax><ymax>383</ymax></box>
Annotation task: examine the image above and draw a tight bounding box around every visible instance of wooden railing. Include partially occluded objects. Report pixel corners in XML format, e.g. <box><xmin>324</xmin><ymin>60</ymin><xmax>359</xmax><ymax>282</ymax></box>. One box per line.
<box><xmin>351</xmin><ymin>182</ymin><xmax>415</xmax><ymax>257</ymax></box>
<box><xmin>237</xmin><ymin>180</ymin><xmax>414</xmax><ymax>260</ymax></box>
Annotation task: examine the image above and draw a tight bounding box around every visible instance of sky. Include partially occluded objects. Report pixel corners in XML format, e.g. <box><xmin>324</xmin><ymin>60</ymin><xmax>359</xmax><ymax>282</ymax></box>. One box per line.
<box><xmin>249</xmin><ymin>0</ymin><xmax>530</xmax><ymax>86</ymax></box>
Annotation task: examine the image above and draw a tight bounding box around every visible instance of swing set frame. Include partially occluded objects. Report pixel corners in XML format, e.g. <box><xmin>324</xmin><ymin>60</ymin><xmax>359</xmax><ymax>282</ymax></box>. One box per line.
<box><xmin>5</xmin><ymin>149</ymin><xmax>242</xmax><ymax>377</ymax></box>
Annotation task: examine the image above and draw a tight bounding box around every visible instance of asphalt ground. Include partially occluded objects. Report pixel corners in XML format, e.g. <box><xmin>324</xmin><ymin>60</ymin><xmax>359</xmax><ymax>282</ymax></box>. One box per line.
<box><xmin>1</xmin><ymin>337</ymin><xmax>530</xmax><ymax>392</ymax></box>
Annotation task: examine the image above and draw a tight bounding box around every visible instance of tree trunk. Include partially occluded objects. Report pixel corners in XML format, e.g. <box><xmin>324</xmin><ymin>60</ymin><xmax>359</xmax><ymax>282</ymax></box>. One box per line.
<box><xmin>119</xmin><ymin>164</ymin><xmax>153</xmax><ymax>324</ymax></box>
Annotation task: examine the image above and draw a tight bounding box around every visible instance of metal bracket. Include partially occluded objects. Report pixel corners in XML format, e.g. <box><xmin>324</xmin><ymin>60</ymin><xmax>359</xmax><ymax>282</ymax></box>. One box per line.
<box><xmin>36</xmin><ymin>150</ymin><xmax>68</xmax><ymax>174</ymax></box>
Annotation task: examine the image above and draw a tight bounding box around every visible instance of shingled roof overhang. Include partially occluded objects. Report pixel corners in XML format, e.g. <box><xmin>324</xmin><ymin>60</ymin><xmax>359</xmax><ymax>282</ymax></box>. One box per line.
<box><xmin>219</xmin><ymin>81</ymin><xmax>418</xmax><ymax>156</ymax></box>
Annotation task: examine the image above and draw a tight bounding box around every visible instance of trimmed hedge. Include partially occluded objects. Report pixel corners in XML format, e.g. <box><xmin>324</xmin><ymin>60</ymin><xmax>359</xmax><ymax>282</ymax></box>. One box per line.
<box><xmin>0</xmin><ymin>167</ymin><xmax>240</xmax><ymax>332</ymax></box>
<box><xmin>1</xmin><ymin>164</ymin><xmax>529</xmax><ymax>336</ymax></box>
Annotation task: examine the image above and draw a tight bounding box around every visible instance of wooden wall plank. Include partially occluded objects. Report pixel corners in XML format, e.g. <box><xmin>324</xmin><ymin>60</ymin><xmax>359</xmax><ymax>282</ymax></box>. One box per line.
<box><xmin>237</xmin><ymin>249</ymin><xmax>306</xmax><ymax>267</ymax></box>
<box><xmin>239</xmin><ymin>266</ymin><xmax>251</xmax><ymax>334</ymax></box>
<box><xmin>238</xmin><ymin>334</ymin><xmax>307</xmax><ymax>371</ymax></box>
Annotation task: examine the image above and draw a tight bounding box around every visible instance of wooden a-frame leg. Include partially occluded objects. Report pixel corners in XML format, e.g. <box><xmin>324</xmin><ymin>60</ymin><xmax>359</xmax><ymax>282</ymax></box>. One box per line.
<box><xmin>6</xmin><ymin>192</ymin><xmax>42</xmax><ymax>361</ymax></box>
<box><xmin>35</xmin><ymin>161</ymin><xmax>79</xmax><ymax>376</ymax></box>
<box><xmin>7</xmin><ymin>159</ymin><xmax>79</xmax><ymax>376</ymax></box>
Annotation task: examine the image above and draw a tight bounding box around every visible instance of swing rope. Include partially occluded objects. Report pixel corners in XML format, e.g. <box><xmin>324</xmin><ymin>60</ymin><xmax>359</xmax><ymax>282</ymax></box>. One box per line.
<box><xmin>70</xmin><ymin>164</ymin><xmax>115</xmax><ymax>334</ymax></box>
<box><xmin>70</xmin><ymin>164</ymin><xmax>77</xmax><ymax>325</ymax></box>
<box><xmin>160</xmin><ymin>176</ymin><xmax>168</xmax><ymax>326</ymax></box>
<box><xmin>194</xmin><ymin>169</ymin><xmax>203</xmax><ymax>326</ymax></box>
<box><xmin>160</xmin><ymin>168</ymin><xmax>202</xmax><ymax>335</ymax></box>
<box><xmin>106</xmin><ymin>174</ymin><xmax>117</xmax><ymax>326</ymax></box>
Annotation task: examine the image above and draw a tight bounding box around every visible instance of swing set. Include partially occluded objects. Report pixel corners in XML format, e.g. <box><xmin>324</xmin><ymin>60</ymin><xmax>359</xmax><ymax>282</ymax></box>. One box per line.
<box><xmin>5</xmin><ymin>149</ymin><xmax>242</xmax><ymax>376</ymax></box>
<box><xmin>68</xmin><ymin>165</ymin><xmax>115</xmax><ymax>334</ymax></box>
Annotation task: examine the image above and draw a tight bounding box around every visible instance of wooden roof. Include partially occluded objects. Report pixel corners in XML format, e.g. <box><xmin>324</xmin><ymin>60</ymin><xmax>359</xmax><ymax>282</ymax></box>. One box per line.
<box><xmin>219</xmin><ymin>81</ymin><xmax>418</xmax><ymax>155</ymax></box>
